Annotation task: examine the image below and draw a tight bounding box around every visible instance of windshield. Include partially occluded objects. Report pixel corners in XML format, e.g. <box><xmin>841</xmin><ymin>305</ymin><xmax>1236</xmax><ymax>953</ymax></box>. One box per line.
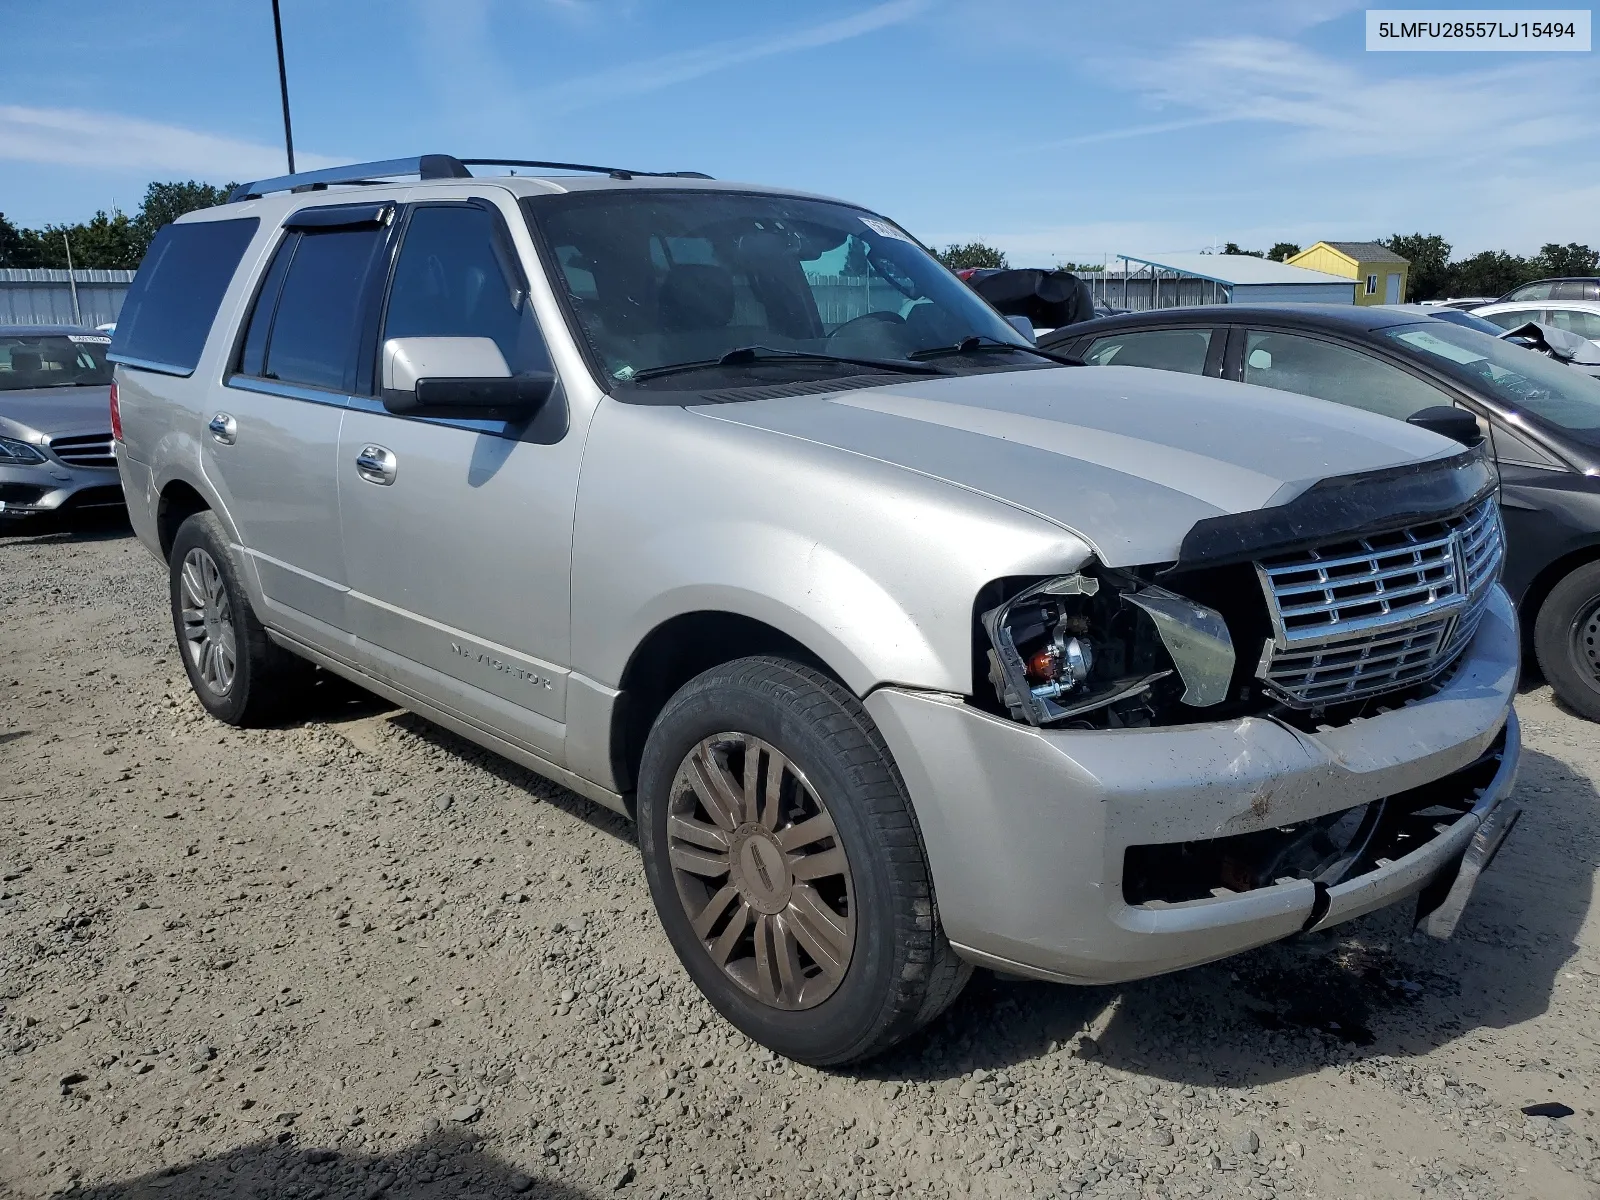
<box><xmin>0</xmin><ymin>334</ymin><xmax>113</xmax><ymax>391</ymax></box>
<box><xmin>526</xmin><ymin>191</ymin><xmax>1032</xmax><ymax>388</ymax></box>
<box><xmin>1383</xmin><ymin>321</ymin><xmax>1600</xmax><ymax>438</ymax></box>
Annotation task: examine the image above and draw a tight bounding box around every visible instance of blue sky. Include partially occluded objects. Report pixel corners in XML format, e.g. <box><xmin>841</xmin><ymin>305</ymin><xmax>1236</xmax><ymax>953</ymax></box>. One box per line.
<box><xmin>2</xmin><ymin>0</ymin><xmax>1596</xmax><ymax>263</ymax></box>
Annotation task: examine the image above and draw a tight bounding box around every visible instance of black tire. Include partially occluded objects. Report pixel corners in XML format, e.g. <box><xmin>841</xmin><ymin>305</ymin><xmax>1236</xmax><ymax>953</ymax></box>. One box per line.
<box><xmin>1533</xmin><ymin>561</ymin><xmax>1600</xmax><ymax>722</ymax></box>
<box><xmin>636</xmin><ymin>656</ymin><xmax>971</xmax><ymax>1066</ymax></box>
<box><xmin>168</xmin><ymin>511</ymin><xmax>308</xmax><ymax>726</ymax></box>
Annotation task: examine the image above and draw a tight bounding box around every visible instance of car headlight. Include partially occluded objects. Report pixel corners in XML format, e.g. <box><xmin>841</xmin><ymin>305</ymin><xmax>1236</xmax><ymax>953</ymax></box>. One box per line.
<box><xmin>981</xmin><ymin>570</ymin><xmax>1235</xmax><ymax>727</ymax></box>
<box><xmin>0</xmin><ymin>435</ymin><xmax>48</xmax><ymax>465</ymax></box>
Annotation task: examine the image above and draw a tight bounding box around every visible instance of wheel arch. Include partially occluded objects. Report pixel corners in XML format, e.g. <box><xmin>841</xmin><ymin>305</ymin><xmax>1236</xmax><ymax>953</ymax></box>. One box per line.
<box><xmin>608</xmin><ymin>609</ymin><xmax>844</xmax><ymax>802</ymax></box>
<box><xmin>1519</xmin><ymin>538</ymin><xmax>1600</xmax><ymax>654</ymax></box>
<box><xmin>155</xmin><ymin>478</ymin><xmax>212</xmax><ymax>561</ymax></box>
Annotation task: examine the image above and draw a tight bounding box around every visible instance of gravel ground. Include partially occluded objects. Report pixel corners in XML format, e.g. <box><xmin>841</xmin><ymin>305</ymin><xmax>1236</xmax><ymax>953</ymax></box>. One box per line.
<box><xmin>2</xmin><ymin>517</ymin><xmax>1598</xmax><ymax>1200</ymax></box>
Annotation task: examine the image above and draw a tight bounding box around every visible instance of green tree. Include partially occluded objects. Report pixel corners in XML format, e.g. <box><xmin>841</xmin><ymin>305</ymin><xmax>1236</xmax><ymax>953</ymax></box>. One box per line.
<box><xmin>0</xmin><ymin>212</ymin><xmax>44</xmax><ymax>267</ymax></box>
<box><xmin>34</xmin><ymin>211</ymin><xmax>143</xmax><ymax>269</ymax></box>
<box><xmin>1267</xmin><ymin>242</ymin><xmax>1301</xmax><ymax>262</ymax></box>
<box><xmin>1447</xmin><ymin>250</ymin><xmax>1535</xmax><ymax>299</ymax></box>
<box><xmin>132</xmin><ymin>180</ymin><xmax>235</xmax><ymax>258</ymax></box>
<box><xmin>1533</xmin><ymin>241</ymin><xmax>1599</xmax><ymax>277</ymax></box>
<box><xmin>936</xmin><ymin>241</ymin><xmax>1007</xmax><ymax>271</ymax></box>
<box><xmin>1382</xmin><ymin>233</ymin><xmax>1452</xmax><ymax>300</ymax></box>
<box><xmin>1222</xmin><ymin>242</ymin><xmax>1264</xmax><ymax>258</ymax></box>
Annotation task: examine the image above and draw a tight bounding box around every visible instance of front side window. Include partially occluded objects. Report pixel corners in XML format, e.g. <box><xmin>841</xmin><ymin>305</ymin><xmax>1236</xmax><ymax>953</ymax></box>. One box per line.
<box><xmin>383</xmin><ymin>205</ymin><xmax>551</xmax><ymax>377</ymax></box>
<box><xmin>1382</xmin><ymin>321</ymin><xmax>1600</xmax><ymax>440</ymax></box>
<box><xmin>1242</xmin><ymin>329</ymin><xmax>1451</xmax><ymax>420</ymax></box>
<box><xmin>1551</xmin><ymin>281</ymin><xmax>1587</xmax><ymax>301</ymax></box>
<box><xmin>0</xmin><ymin>335</ymin><xmax>112</xmax><ymax>391</ymax></box>
<box><xmin>526</xmin><ymin>190</ymin><xmax>1031</xmax><ymax>390</ymax></box>
<box><xmin>1478</xmin><ymin>307</ymin><xmax>1543</xmax><ymax>330</ymax></box>
<box><xmin>1085</xmin><ymin>328</ymin><xmax>1212</xmax><ymax>374</ymax></box>
<box><xmin>238</xmin><ymin>225</ymin><xmax>386</xmax><ymax>392</ymax></box>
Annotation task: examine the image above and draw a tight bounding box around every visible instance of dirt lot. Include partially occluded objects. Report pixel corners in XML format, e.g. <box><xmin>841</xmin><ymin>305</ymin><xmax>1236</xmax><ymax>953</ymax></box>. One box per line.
<box><xmin>1</xmin><ymin>517</ymin><xmax>1598</xmax><ymax>1200</ymax></box>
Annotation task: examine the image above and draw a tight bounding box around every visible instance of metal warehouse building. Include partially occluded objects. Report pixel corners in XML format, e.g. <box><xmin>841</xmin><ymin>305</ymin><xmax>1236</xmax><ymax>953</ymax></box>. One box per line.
<box><xmin>1088</xmin><ymin>253</ymin><xmax>1357</xmax><ymax>311</ymax></box>
<box><xmin>0</xmin><ymin>269</ymin><xmax>135</xmax><ymax>328</ymax></box>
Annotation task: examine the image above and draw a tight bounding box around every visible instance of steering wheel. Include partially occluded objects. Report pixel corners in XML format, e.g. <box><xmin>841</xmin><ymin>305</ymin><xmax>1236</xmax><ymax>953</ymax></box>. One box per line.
<box><xmin>828</xmin><ymin>311</ymin><xmax>904</xmax><ymax>341</ymax></box>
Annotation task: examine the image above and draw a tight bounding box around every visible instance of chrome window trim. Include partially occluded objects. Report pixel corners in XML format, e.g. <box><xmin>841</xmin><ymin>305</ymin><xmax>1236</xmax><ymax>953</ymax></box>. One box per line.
<box><xmin>224</xmin><ymin>374</ymin><xmax>351</xmax><ymax>409</ymax></box>
<box><xmin>107</xmin><ymin>354</ymin><xmax>195</xmax><ymax>378</ymax></box>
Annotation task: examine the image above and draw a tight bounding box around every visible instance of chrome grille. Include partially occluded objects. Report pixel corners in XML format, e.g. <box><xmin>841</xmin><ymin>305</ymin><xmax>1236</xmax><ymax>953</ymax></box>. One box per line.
<box><xmin>47</xmin><ymin>433</ymin><xmax>116</xmax><ymax>469</ymax></box>
<box><xmin>1256</xmin><ymin>497</ymin><xmax>1502</xmax><ymax>707</ymax></box>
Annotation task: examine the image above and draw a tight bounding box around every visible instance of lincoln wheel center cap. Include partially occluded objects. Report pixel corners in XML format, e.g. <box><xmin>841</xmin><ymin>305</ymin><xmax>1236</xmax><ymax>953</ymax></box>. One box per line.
<box><xmin>732</xmin><ymin>825</ymin><xmax>792</xmax><ymax>915</ymax></box>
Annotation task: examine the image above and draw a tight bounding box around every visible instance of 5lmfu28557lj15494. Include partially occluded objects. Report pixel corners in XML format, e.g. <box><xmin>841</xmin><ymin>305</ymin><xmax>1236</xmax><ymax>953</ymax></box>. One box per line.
<box><xmin>110</xmin><ymin>155</ymin><xmax>1520</xmax><ymax>1064</ymax></box>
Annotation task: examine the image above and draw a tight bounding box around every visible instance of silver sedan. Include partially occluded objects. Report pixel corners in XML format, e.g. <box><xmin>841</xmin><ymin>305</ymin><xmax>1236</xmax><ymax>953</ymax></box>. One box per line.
<box><xmin>0</xmin><ymin>326</ymin><xmax>122</xmax><ymax>522</ymax></box>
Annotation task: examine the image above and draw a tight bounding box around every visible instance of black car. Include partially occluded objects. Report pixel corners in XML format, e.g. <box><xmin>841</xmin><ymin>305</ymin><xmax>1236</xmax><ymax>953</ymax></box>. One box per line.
<box><xmin>1499</xmin><ymin>277</ymin><xmax>1600</xmax><ymax>303</ymax></box>
<box><xmin>1041</xmin><ymin>304</ymin><xmax>1600</xmax><ymax>719</ymax></box>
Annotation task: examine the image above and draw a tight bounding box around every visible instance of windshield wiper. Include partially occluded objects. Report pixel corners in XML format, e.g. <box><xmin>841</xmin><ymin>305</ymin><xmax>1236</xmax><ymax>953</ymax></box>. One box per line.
<box><xmin>909</xmin><ymin>336</ymin><xmax>1083</xmax><ymax>366</ymax></box>
<box><xmin>626</xmin><ymin>345</ymin><xmax>949</xmax><ymax>383</ymax></box>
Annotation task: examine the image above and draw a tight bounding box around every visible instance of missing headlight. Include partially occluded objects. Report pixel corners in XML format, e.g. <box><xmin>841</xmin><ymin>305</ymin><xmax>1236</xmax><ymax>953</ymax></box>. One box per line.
<box><xmin>980</xmin><ymin>569</ymin><xmax>1236</xmax><ymax>727</ymax></box>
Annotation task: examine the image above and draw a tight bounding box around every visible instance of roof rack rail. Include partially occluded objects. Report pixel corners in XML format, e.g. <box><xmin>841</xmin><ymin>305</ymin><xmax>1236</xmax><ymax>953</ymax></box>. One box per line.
<box><xmin>228</xmin><ymin>155</ymin><xmax>714</xmax><ymax>203</ymax></box>
<box><xmin>457</xmin><ymin>159</ymin><xmax>713</xmax><ymax>181</ymax></box>
<box><xmin>228</xmin><ymin>155</ymin><xmax>472</xmax><ymax>203</ymax></box>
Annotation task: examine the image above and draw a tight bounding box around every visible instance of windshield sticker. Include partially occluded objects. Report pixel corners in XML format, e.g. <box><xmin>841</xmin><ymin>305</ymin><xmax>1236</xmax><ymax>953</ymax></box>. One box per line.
<box><xmin>860</xmin><ymin>216</ymin><xmax>913</xmax><ymax>243</ymax></box>
<box><xmin>67</xmin><ymin>335</ymin><xmax>112</xmax><ymax>344</ymax></box>
<box><xmin>1395</xmin><ymin>329</ymin><xmax>1486</xmax><ymax>365</ymax></box>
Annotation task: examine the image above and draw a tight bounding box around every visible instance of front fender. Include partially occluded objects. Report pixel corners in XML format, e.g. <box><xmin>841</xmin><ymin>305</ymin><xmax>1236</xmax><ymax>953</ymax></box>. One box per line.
<box><xmin>571</xmin><ymin>400</ymin><xmax>1092</xmax><ymax>696</ymax></box>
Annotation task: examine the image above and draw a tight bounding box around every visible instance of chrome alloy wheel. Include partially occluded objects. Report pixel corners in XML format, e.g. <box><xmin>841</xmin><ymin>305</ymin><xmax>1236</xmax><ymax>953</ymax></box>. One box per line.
<box><xmin>1580</xmin><ymin>598</ymin><xmax>1600</xmax><ymax>684</ymax></box>
<box><xmin>666</xmin><ymin>734</ymin><xmax>855</xmax><ymax>1010</ymax></box>
<box><xmin>179</xmin><ymin>547</ymin><xmax>237</xmax><ymax>696</ymax></box>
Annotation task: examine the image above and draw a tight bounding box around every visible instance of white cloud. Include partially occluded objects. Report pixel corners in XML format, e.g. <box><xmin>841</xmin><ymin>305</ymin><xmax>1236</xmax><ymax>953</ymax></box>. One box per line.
<box><xmin>535</xmin><ymin>0</ymin><xmax>929</xmax><ymax>112</ymax></box>
<box><xmin>0</xmin><ymin>105</ymin><xmax>340</xmax><ymax>182</ymax></box>
<box><xmin>1128</xmin><ymin>36</ymin><xmax>1597</xmax><ymax>161</ymax></box>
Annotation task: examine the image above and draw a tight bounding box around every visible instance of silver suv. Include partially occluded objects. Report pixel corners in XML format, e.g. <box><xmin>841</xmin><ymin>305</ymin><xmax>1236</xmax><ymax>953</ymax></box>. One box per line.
<box><xmin>112</xmin><ymin>156</ymin><xmax>1522</xmax><ymax>1064</ymax></box>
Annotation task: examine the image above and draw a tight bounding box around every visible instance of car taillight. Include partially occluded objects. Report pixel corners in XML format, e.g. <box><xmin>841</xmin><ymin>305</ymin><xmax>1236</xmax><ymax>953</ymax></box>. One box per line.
<box><xmin>110</xmin><ymin>381</ymin><xmax>122</xmax><ymax>442</ymax></box>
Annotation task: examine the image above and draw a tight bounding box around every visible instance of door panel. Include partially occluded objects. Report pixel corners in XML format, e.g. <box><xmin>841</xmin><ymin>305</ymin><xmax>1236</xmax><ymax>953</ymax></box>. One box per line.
<box><xmin>208</xmin><ymin>380</ymin><xmax>347</xmax><ymax>632</ymax></box>
<box><xmin>337</xmin><ymin>198</ymin><xmax>580</xmax><ymax>760</ymax></box>
<box><xmin>206</xmin><ymin>216</ymin><xmax>392</xmax><ymax>639</ymax></box>
<box><xmin>338</xmin><ymin>402</ymin><xmax>575</xmax><ymax>750</ymax></box>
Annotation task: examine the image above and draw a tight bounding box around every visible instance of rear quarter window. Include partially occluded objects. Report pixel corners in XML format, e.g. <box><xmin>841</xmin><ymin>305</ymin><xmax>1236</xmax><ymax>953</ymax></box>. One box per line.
<box><xmin>109</xmin><ymin>217</ymin><xmax>259</xmax><ymax>376</ymax></box>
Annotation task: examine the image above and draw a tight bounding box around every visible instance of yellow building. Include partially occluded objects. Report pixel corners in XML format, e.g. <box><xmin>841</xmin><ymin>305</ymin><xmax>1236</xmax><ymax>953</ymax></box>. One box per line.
<box><xmin>1286</xmin><ymin>242</ymin><xmax>1410</xmax><ymax>305</ymax></box>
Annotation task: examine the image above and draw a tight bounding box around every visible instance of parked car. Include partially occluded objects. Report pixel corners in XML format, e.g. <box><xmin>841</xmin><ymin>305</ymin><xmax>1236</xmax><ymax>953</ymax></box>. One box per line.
<box><xmin>1472</xmin><ymin>299</ymin><xmax>1600</xmax><ymax>347</ymax></box>
<box><xmin>113</xmin><ymin>157</ymin><xmax>1520</xmax><ymax>1064</ymax></box>
<box><xmin>0</xmin><ymin>326</ymin><xmax>122</xmax><ymax>522</ymax></box>
<box><xmin>1497</xmin><ymin>277</ymin><xmax>1600</xmax><ymax>303</ymax></box>
<box><xmin>1043</xmin><ymin>304</ymin><xmax>1600</xmax><ymax>719</ymax></box>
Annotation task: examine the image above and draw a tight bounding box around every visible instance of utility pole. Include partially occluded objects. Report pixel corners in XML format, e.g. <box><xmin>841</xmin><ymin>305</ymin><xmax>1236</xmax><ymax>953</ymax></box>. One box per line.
<box><xmin>62</xmin><ymin>233</ymin><xmax>82</xmax><ymax>327</ymax></box>
<box><xmin>271</xmin><ymin>0</ymin><xmax>296</xmax><ymax>174</ymax></box>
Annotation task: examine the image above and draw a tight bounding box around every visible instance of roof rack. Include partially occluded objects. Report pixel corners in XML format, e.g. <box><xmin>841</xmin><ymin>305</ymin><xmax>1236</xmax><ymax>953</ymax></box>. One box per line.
<box><xmin>227</xmin><ymin>154</ymin><xmax>713</xmax><ymax>203</ymax></box>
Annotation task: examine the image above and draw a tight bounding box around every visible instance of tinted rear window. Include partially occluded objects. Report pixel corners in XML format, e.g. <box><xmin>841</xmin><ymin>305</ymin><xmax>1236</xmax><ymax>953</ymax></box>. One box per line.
<box><xmin>256</xmin><ymin>227</ymin><xmax>386</xmax><ymax>392</ymax></box>
<box><xmin>109</xmin><ymin>217</ymin><xmax>259</xmax><ymax>375</ymax></box>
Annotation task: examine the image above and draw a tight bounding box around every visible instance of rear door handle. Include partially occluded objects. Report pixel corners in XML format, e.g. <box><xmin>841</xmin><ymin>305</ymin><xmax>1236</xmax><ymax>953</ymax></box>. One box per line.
<box><xmin>355</xmin><ymin>444</ymin><xmax>397</xmax><ymax>485</ymax></box>
<box><xmin>208</xmin><ymin>413</ymin><xmax>237</xmax><ymax>445</ymax></box>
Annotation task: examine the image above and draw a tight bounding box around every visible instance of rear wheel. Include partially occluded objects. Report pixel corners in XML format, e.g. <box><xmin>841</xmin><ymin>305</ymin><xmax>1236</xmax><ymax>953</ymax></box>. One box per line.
<box><xmin>168</xmin><ymin>511</ymin><xmax>308</xmax><ymax>726</ymax></box>
<box><xmin>637</xmin><ymin>656</ymin><xmax>971</xmax><ymax>1065</ymax></box>
<box><xmin>1533</xmin><ymin>560</ymin><xmax>1600</xmax><ymax>722</ymax></box>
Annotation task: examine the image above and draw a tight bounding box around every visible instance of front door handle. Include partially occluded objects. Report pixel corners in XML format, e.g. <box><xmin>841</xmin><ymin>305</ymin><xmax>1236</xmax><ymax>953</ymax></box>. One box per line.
<box><xmin>208</xmin><ymin>413</ymin><xmax>237</xmax><ymax>445</ymax></box>
<box><xmin>355</xmin><ymin>444</ymin><xmax>397</xmax><ymax>486</ymax></box>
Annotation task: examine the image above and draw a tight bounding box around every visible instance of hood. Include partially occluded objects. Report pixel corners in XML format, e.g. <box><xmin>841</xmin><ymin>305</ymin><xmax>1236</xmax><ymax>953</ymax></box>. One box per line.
<box><xmin>0</xmin><ymin>386</ymin><xmax>115</xmax><ymax>442</ymax></box>
<box><xmin>691</xmin><ymin>366</ymin><xmax>1459</xmax><ymax>566</ymax></box>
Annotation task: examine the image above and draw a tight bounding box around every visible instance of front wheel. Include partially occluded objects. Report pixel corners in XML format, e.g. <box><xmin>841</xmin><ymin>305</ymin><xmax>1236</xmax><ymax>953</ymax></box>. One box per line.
<box><xmin>636</xmin><ymin>656</ymin><xmax>970</xmax><ymax>1066</ymax></box>
<box><xmin>1534</xmin><ymin>561</ymin><xmax>1600</xmax><ymax>722</ymax></box>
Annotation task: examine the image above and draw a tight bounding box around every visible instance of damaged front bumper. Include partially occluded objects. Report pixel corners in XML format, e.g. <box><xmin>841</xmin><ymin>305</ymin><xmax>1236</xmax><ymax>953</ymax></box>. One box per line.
<box><xmin>865</xmin><ymin>583</ymin><xmax>1522</xmax><ymax>986</ymax></box>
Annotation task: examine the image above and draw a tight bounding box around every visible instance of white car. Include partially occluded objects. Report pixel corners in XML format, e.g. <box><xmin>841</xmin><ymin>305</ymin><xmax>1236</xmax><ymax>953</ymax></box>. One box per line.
<box><xmin>1472</xmin><ymin>299</ymin><xmax>1600</xmax><ymax>346</ymax></box>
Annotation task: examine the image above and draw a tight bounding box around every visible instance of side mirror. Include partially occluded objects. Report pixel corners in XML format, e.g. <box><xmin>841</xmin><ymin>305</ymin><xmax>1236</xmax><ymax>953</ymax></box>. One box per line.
<box><xmin>1004</xmin><ymin>314</ymin><xmax>1037</xmax><ymax>344</ymax></box>
<box><xmin>381</xmin><ymin>336</ymin><xmax>553</xmax><ymax>421</ymax></box>
<box><xmin>1407</xmin><ymin>405</ymin><xmax>1483</xmax><ymax>448</ymax></box>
